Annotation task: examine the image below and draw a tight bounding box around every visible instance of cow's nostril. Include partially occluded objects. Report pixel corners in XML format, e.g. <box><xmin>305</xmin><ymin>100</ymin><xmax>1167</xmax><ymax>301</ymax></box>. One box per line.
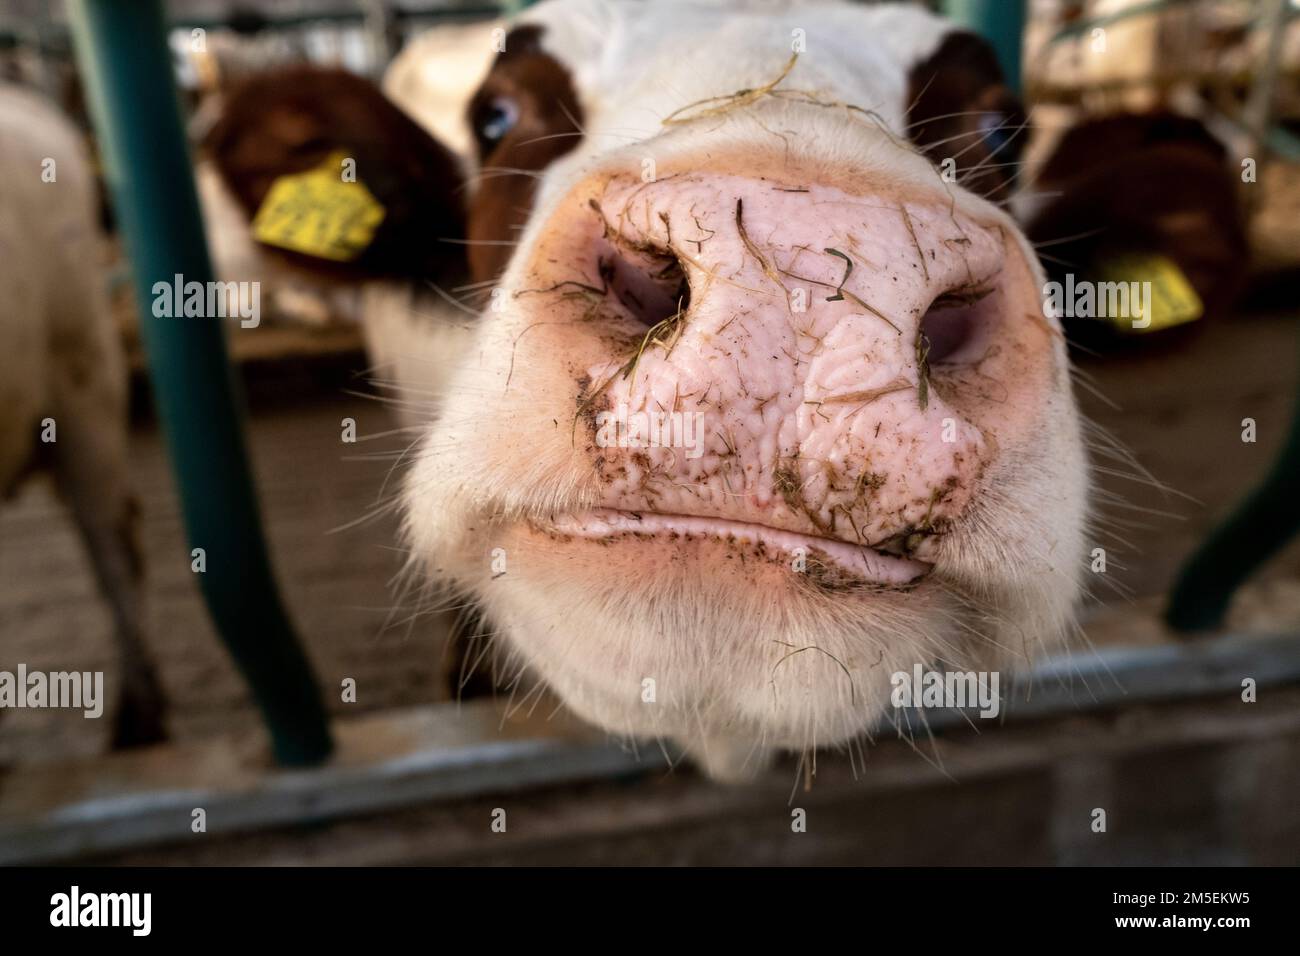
<box><xmin>596</xmin><ymin>241</ymin><xmax>691</xmax><ymax>330</ymax></box>
<box><xmin>918</xmin><ymin>285</ymin><xmax>995</xmax><ymax>364</ymax></box>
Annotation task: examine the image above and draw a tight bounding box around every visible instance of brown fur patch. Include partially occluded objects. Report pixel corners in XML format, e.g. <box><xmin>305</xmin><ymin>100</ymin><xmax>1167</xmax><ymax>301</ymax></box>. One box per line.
<box><xmin>465</xmin><ymin>25</ymin><xmax>585</xmax><ymax>283</ymax></box>
<box><xmin>906</xmin><ymin>31</ymin><xmax>1026</xmax><ymax>204</ymax></box>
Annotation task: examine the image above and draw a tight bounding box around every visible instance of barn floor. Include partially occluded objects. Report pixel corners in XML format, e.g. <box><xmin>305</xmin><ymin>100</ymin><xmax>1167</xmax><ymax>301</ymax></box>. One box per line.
<box><xmin>2</xmin><ymin>308</ymin><xmax>1300</xmax><ymax>770</ymax></box>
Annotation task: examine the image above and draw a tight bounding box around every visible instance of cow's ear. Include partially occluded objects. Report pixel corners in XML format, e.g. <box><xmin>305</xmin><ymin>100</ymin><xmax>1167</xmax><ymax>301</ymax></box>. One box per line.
<box><xmin>205</xmin><ymin>65</ymin><xmax>466</xmax><ymax>283</ymax></box>
<box><xmin>905</xmin><ymin>31</ymin><xmax>1026</xmax><ymax>204</ymax></box>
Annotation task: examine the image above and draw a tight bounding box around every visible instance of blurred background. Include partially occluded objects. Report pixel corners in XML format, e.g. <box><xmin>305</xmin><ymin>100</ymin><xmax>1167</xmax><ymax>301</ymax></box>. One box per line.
<box><xmin>0</xmin><ymin>0</ymin><xmax>1298</xmax><ymax>865</ymax></box>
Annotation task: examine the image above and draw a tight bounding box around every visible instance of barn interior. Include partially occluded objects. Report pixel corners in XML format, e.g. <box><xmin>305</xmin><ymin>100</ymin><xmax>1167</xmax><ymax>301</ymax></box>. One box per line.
<box><xmin>1</xmin><ymin>0</ymin><xmax>1298</xmax><ymax>866</ymax></box>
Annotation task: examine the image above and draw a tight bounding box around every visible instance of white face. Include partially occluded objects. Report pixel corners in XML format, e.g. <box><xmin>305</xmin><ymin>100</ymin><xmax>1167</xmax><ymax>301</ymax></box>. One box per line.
<box><xmin>400</xmin><ymin>0</ymin><xmax>1088</xmax><ymax>779</ymax></box>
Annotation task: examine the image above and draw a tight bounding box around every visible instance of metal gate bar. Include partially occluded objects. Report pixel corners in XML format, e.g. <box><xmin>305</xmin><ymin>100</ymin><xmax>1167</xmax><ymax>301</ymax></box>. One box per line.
<box><xmin>67</xmin><ymin>0</ymin><xmax>332</xmax><ymax>765</ymax></box>
<box><xmin>940</xmin><ymin>0</ymin><xmax>1026</xmax><ymax>93</ymax></box>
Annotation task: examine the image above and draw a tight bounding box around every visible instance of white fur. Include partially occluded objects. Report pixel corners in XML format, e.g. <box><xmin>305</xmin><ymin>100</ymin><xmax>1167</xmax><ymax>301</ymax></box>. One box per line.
<box><xmin>383</xmin><ymin>19</ymin><xmax>506</xmax><ymax>162</ymax></box>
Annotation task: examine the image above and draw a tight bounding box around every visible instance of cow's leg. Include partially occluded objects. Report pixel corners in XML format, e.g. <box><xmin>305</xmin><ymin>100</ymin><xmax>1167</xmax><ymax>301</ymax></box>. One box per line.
<box><xmin>50</xmin><ymin>413</ymin><xmax>167</xmax><ymax>748</ymax></box>
<box><xmin>46</xmin><ymin>269</ymin><xmax>167</xmax><ymax>749</ymax></box>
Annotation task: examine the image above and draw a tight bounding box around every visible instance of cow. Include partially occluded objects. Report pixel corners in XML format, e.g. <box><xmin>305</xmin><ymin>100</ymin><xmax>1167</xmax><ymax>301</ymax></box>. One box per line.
<box><xmin>209</xmin><ymin>0</ymin><xmax>1089</xmax><ymax>781</ymax></box>
<box><xmin>0</xmin><ymin>83</ymin><xmax>166</xmax><ymax>748</ymax></box>
<box><xmin>1024</xmin><ymin>109</ymin><xmax>1247</xmax><ymax>349</ymax></box>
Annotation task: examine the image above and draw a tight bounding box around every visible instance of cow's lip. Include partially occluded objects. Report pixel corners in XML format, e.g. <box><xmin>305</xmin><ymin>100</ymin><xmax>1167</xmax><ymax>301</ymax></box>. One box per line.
<box><xmin>549</xmin><ymin>509</ymin><xmax>933</xmax><ymax>586</ymax></box>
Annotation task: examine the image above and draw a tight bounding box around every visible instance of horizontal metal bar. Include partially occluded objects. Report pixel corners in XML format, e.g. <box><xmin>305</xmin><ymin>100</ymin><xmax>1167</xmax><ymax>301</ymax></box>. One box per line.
<box><xmin>1</xmin><ymin>4</ymin><xmax>505</xmax><ymax>45</ymax></box>
<box><xmin>3</xmin><ymin>630</ymin><xmax>1297</xmax><ymax>864</ymax></box>
<box><xmin>168</xmin><ymin>6</ymin><xmax>506</xmax><ymax>31</ymax></box>
<box><xmin>0</xmin><ymin>703</ymin><xmax>652</xmax><ymax>865</ymax></box>
<box><xmin>895</xmin><ymin>630</ymin><xmax>1300</xmax><ymax>732</ymax></box>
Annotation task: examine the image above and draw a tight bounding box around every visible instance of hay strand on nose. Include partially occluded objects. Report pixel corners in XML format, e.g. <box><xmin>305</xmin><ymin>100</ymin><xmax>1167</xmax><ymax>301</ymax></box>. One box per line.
<box><xmin>662</xmin><ymin>53</ymin><xmax>799</xmax><ymax>125</ymax></box>
<box><xmin>735</xmin><ymin>198</ymin><xmax>787</xmax><ymax>290</ymax></box>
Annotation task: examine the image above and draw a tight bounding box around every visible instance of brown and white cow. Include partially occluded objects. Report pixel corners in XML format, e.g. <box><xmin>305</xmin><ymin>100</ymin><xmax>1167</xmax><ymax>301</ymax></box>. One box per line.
<box><xmin>211</xmin><ymin>0</ymin><xmax>1087</xmax><ymax>780</ymax></box>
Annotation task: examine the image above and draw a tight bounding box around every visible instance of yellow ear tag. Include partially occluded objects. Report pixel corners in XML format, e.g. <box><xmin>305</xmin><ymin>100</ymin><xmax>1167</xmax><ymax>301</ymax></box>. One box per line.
<box><xmin>251</xmin><ymin>152</ymin><xmax>386</xmax><ymax>262</ymax></box>
<box><xmin>1094</xmin><ymin>253</ymin><xmax>1203</xmax><ymax>334</ymax></box>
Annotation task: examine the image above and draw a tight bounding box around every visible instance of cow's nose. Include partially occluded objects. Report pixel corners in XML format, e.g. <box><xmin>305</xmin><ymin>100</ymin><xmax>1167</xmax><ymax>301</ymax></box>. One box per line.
<box><xmin>511</xmin><ymin>167</ymin><xmax>1057</xmax><ymax>557</ymax></box>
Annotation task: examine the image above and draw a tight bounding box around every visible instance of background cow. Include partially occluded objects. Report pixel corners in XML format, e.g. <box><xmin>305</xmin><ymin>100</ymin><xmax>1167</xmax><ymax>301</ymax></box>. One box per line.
<box><xmin>0</xmin><ymin>83</ymin><xmax>166</xmax><ymax>748</ymax></box>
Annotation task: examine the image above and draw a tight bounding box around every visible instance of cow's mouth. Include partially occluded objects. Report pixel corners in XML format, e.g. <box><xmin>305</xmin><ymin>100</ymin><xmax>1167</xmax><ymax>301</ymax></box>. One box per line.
<box><xmin>549</xmin><ymin>509</ymin><xmax>933</xmax><ymax>587</ymax></box>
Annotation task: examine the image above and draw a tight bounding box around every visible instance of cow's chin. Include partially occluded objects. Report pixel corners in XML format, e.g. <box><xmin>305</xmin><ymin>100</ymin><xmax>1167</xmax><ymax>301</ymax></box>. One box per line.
<box><xmin>405</xmin><ymin>476</ymin><xmax>1082</xmax><ymax>783</ymax></box>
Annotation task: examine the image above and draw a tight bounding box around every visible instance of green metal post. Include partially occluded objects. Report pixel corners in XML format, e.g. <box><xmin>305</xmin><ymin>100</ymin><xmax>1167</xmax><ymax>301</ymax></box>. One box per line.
<box><xmin>67</xmin><ymin>0</ymin><xmax>332</xmax><ymax>764</ymax></box>
<box><xmin>1165</xmin><ymin>337</ymin><xmax>1300</xmax><ymax>632</ymax></box>
<box><xmin>940</xmin><ymin>0</ymin><xmax>1026</xmax><ymax>93</ymax></box>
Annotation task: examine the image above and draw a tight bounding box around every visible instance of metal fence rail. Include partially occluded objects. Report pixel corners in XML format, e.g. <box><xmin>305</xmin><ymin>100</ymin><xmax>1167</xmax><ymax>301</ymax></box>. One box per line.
<box><xmin>68</xmin><ymin>0</ymin><xmax>332</xmax><ymax>766</ymax></box>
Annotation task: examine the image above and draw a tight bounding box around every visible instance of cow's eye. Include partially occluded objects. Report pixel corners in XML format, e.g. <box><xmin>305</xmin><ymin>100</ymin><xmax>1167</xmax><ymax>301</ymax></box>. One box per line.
<box><xmin>977</xmin><ymin>112</ymin><xmax>1011</xmax><ymax>152</ymax></box>
<box><xmin>474</xmin><ymin>96</ymin><xmax>519</xmax><ymax>150</ymax></box>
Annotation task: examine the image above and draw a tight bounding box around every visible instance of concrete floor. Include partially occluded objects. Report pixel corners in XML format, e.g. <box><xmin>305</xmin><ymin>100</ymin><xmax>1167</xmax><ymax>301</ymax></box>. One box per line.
<box><xmin>1074</xmin><ymin>311</ymin><xmax>1300</xmax><ymax>606</ymax></box>
<box><xmin>2</xmin><ymin>309</ymin><xmax>1299</xmax><ymax>766</ymax></box>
